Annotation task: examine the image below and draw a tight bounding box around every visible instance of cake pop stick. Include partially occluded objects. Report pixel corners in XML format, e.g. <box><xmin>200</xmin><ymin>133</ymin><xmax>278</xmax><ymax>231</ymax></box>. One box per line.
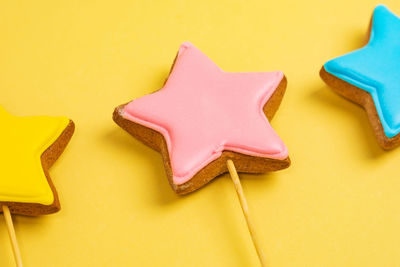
<box><xmin>2</xmin><ymin>205</ymin><xmax>22</xmax><ymax>267</ymax></box>
<box><xmin>227</xmin><ymin>160</ymin><xmax>266</xmax><ymax>266</ymax></box>
<box><xmin>0</xmin><ymin>106</ymin><xmax>74</xmax><ymax>266</ymax></box>
<box><xmin>113</xmin><ymin>42</ymin><xmax>290</xmax><ymax>266</ymax></box>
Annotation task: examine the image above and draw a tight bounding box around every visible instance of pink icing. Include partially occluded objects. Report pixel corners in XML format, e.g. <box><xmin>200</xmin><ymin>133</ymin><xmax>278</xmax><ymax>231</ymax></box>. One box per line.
<box><xmin>122</xmin><ymin>42</ymin><xmax>288</xmax><ymax>185</ymax></box>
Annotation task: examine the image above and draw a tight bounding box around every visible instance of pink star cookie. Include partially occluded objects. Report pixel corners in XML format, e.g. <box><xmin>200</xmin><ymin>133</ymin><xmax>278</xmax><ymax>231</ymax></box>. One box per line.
<box><xmin>113</xmin><ymin>42</ymin><xmax>290</xmax><ymax>194</ymax></box>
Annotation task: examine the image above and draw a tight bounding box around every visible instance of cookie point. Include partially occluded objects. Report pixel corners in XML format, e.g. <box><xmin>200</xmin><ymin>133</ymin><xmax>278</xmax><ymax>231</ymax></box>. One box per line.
<box><xmin>180</xmin><ymin>41</ymin><xmax>194</xmax><ymax>50</ymax></box>
<box><xmin>373</xmin><ymin>4</ymin><xmax>395</xmax><ymax>18</ymax></box>
<box><xmin>275</xmin><ymin>71</ymin><xmax>284</xmax><ymax>80</ymax></box>
<box><xmin>374</xmin><ymin>4</ymin><xmax>389</xmax><ymax>12</ymax></box>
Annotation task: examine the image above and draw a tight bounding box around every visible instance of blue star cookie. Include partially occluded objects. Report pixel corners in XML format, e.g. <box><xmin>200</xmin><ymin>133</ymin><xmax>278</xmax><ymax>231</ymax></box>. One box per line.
<box><xmin>320</xmin><ymin>5</ymin><xmax>400</xmax><ymax>149</ymax></box>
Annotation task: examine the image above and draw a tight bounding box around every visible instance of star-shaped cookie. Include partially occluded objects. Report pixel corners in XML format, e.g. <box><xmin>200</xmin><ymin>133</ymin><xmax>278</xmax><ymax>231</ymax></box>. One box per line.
<box><xmin>114</xmin><ymin>42</ymin><xmax>290</xmax><ymax>194</ymax></box>
<box><xmin>320</xmin><ymin>5</ymin><xmax>400</xmax><ymax>149</ymax></box>
<box><xmin>0</xmin><ymin>106</ymin><xmax>74</xmax><ymax>216</ymax></box>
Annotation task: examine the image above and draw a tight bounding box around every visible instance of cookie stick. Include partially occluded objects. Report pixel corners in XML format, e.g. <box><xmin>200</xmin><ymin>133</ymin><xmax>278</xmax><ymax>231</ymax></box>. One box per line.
<box><xmin>0</xmin><ymin>106</ymin><xmax>74</xmax><ymax>266</ymax></box>
<box><xmin>113</xmin><ymin>42</ymin><xmax>290</xmax><ymax>266</ymax></box>
<box><xmin>2</xmin><ymin>205</ymin><xmax>22</xmax><ymax>267</ymax></box>
<box><xmin>227</xmin><ymin>160</ymin><xmax>266</xmax><ymax>266</ymax></box>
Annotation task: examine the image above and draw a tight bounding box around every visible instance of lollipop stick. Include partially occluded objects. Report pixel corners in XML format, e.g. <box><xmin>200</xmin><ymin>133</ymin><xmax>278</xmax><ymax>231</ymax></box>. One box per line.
<box><xmin>226</xmin><ymin>159</ymin><xmax>266</xmax><ymax>267</ymax></box>
<box><xmin>2</xmin><ymin>205</ymin><xmax>23</xmax><ymax>267</ymax></box>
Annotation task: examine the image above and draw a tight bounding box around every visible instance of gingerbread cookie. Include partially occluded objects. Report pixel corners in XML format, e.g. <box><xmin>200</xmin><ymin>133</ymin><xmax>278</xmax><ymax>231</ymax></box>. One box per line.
<box><xmin>113</xmin><ymin>42</ymin><xmax>290</xmax><ymax>194</ymax></box>
<box><xmin>320</xmin><ymin>5</ymin><xmax>400</xmax><ymax>149</ymax></box>
<box><xmin>0</xmin><ymin>106</ymin><xmax>74</xmax><ymax>216</ymax></box>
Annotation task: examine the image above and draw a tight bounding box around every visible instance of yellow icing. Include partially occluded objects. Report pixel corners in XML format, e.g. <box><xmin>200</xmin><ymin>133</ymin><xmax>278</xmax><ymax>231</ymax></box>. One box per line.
<box><xmin>0</xmin><ymin>106</ymin><xmax>70</xmax><ymax>205</ymax></box>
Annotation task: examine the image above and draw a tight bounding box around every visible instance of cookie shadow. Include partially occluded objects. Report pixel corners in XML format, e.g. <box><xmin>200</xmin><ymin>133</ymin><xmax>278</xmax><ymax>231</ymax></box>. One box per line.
<box><xmin>103</xmin><ymin>127</ymin><xmax>179</xmax><ymax>205</ymax></box>
<box><xmin>105</xmin><ymin>127</ymin><xmax>263</xmax><ymax>265</ymax></box>
<box><xmin>309</xmin><ymin>83</ymin><xmax>388</xmax><ymax>159</ymax></box>
<box><xmin>347</xmin><ymin>28</ymin><xmax>370</xmax><ymax>50</ymax></box>
<box><xmin>240</xmin><ymin>171</ymin><xmax>280</xmax><ymax>183</ymax></box>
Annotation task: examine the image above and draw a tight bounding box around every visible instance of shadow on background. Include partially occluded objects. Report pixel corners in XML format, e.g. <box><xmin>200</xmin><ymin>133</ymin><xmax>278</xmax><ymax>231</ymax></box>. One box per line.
<box><xmin>309</xmin><ymin>83</ymin><xmax>389</xmax><ymax>159</ymax></box>
<box><xmin>104</xmin><ymin>127</ymin><xmax>180</xmax><ymax>205</ymax></box>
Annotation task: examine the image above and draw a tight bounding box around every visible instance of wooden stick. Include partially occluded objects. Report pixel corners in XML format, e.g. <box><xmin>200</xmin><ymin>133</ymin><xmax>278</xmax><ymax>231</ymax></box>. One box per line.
<box><xmin>226</xmin><ymin>159</ymin><xmax>266</xmax><ymax>267</ymax></box>
<box><xmin>2</xmin><ymin>205</ymin><xmax>23</xmax><ymax>267</ymax></box>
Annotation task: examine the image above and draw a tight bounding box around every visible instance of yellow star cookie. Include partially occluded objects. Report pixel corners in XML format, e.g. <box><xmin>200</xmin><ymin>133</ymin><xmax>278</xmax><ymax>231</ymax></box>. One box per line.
<box><xmin>0</xmin><ymin>106</ymin><xmax>74</xmax><ymax>216</ymax></box>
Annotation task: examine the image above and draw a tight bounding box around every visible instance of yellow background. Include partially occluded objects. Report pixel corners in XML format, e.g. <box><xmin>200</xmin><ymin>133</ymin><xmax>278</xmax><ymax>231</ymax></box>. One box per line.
<box><xmin>0</xmin><ymin>0</ymin><xmax>399</xmax><ymax>266</ymax></box>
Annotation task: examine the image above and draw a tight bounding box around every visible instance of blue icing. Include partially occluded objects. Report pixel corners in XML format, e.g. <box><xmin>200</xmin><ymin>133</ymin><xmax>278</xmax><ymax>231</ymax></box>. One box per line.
<box><xmin>324</xmin><ymin>5</ymin><xmax>400</xmax><ymax>138</ymax></box>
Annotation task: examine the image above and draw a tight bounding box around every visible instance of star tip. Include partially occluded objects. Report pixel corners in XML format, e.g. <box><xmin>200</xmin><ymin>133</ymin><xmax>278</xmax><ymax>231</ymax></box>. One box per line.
<box><xmin>172</xmin><ymin>180</ymin><xmax>184</xmax><ymax>191</ymax></box>
<box><xmin>180</xmin><ymin>41</ymin><xmax>194</xmax><ymax>49</ymax></box>
<box><xmin>118</xmin><ymin>106</ymin><xmax>125</xmax><ymax>116</ymax></box>
<box><xmin>322</xmin><ymin>59</ymin><xmax>338</xmax><ymax>74</ymax></box>
<box><xmin>375</xmin><ymin>4</ymin><xmax>388</xmax><ymax>10</ymax></box>
<box><xmin>372</xmin><ymin>4</ymin><xmax>400</xmax><ymax>25</ymax></box>
<box><xmin>269</xmin><ymin>71</ymin><xmax>285</xmax><ymax>82</ymax></box>
<box><xmin>282</xmin><ymin>145</ymin><xmax>289</xmax><ymax>158</ymax></box>
<box><xmin>177</xmin><ymin>42</ymin><xmax>195</xmax><ymax>56</ymax></box>
<box><xmin>273</xmin><ymin>145</ymin><xmax>289</xmax><ymax>161</ymax></box>
<box><xmin>276</xmin><ymin>70</ymin><xmax>285</xmax><ymax>78</ymax></box>
<box><xmin>373</xmin><ymin>4</ymin><xmax>392</xmax><ymax>15</ymax></box>
<box><xmin>58</xmin><ymin>115</ymin><xmax>70</xmax><ymax>120</ymax></box>
<box><xmin>48</xmin><ymin>115</ymin><xmax>72</xmax><ymax>127</ymax></box>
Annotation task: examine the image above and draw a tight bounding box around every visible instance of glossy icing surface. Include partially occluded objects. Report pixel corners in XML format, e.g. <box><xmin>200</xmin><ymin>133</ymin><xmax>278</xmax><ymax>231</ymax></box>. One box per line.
<box><xmin>324</xmin><ymin>5</ymin><xmax>400</xmax><ymax>138</ymax></box>
<box><xmin>0</xmin><ymin>106</ymin><xmax>70</xmax><ymax>205</ymax></box>
<box><xmin>122</xmin><ymin>42</ymin><xmax>288</xmax><ymax>185</ymax></box>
